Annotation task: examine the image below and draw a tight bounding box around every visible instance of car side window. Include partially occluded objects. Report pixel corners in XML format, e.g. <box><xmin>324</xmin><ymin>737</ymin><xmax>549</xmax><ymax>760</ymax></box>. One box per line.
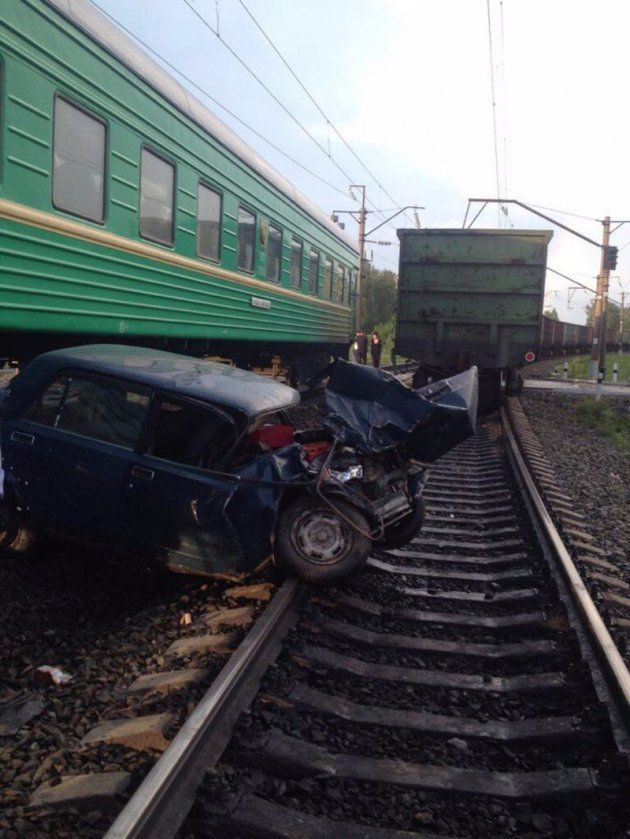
<box><xmin>21</xmin><ymin>375</ymin><xmax>69</xmax><ymax>427</ymax></box>
<box><xmin>147</xmin><ymin>399</ymin><xmax>236</xmax><ymax>469</ymax></box>
<box><xmin>58</xmin><ymin>377</ymin><xmax>148</xmax><ymax>448</ymax></box>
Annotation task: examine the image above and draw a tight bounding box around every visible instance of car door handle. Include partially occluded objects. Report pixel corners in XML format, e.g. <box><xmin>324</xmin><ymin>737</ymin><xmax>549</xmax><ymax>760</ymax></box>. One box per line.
<box><xmin>131</xmin><ymin>466</ymin><xmax>155</xmax><ymax>481</ymax></box>
<box><xmin>11</xmin><ymin>431</ymin><xmax>35</xmax><ymax>445</ymax></box>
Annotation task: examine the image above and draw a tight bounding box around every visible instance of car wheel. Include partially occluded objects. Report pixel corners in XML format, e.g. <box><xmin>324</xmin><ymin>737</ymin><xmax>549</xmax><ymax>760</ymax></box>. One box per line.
<box><xmin>0</xmin><ymin>503</ymin><xmax>37</xmax><ymax>554</ymax></box>
<box><xmin>275</xmin><ymin>495</ymin><xmax>371</xmax><ymax>583</ymax></box>
<box><xmin>377</xmin><ymin>496</ymin><xmax>425</xmax><ymax>549</ymax></box>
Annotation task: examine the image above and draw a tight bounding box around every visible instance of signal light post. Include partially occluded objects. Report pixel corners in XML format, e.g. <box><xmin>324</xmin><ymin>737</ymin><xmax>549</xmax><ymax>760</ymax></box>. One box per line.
<box><xmin>463</xmin><ymin>199</ymin><xmax>629</xmax><ymax>397</ymax></box>
<box><xmin>589</xmin><ymin>216</ymin><xmax>611</xmax><ymax>380</ymax></box>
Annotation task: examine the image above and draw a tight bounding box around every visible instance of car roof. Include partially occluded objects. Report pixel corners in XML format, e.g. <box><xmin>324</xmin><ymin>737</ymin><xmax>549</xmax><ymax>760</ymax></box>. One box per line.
<box><xmin>18</xmin><ymin>345</ymin><xmax>301</xmax><ymax>418</ymax></box>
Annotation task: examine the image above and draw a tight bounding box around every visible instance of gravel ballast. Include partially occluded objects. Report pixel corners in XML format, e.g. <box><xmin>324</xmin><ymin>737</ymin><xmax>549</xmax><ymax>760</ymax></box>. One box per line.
<box><xmin>519</xmin><ymin>392</ymin><xmax>629</xmax><ymax>581</ymax></box>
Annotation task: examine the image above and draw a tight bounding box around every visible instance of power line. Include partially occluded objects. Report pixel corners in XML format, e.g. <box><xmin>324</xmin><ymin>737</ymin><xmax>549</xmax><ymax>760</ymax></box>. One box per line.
<box><xmin>499</xmin><ymin>0</ymin><xmax>509</xmax><ymax>212</ymax></box>
<box><xmin>235</xmin><ymin>0</ymin><xmax>415</xmax><ymax>226</ymax></box>
<box><xmin>527</xmin><ymin>201</ymin><xmax>599</xmax><ymax>222</ymax></box>
<box><xmin>181</xmin><ymin>0</ymin><xmax>362</xmax><ymax>199</ymax></box>
<box><xmin>486</xmin><ymin>0</ymin><xmax>502</xmax><ymax>227</ymax></box>
<box><xmin>88</xmin><ymin>0</ymin><xmax>350</xmax><ymax>197</ymax></box>
<box><xmin>181</xmin><ymin>0</ymin><xmax>408</xmax><ymax>239</ymax></box>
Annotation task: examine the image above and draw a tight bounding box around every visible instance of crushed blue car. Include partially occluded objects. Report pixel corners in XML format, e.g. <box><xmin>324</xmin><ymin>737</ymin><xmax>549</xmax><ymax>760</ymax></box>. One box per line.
<box><xmin>0</xmin><ymin>346</ymin><xmax>478</xmax><ymax>583</ymax></box>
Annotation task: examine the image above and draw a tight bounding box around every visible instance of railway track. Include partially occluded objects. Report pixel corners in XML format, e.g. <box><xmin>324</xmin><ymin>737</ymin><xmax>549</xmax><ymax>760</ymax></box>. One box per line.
<box><xmin>102</xmin><ymin>404</ymin><xmax>630</xmax><ymax>839</ymax></box>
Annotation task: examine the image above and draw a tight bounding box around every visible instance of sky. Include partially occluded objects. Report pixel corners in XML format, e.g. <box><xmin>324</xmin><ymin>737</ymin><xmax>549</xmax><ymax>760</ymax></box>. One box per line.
<box><xmin>95</xmin><ymin>0</ymin><xmax>630</xmax><ymax>323</ymax></box>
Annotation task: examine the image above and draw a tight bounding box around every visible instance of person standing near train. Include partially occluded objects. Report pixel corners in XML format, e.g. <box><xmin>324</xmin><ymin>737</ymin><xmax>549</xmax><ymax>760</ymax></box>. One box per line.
<box><xmin>370</xmin><ymin>331</ymin><xmax>382</xmax><ymax>368</ymax></box>
<box><xmin>354</xmin><ymin>330</ymin><xmax>368</xmax><ymax>364</ymax></box>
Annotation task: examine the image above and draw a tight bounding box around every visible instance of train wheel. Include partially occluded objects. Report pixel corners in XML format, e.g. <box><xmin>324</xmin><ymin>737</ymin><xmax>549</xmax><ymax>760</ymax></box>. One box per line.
<box><xmin>505</xmin><ymin>368</ymin><xmax>524</xmax><ymax>396</ymax></box>
<box><xmin>478</xmin><ymin>370</ymin><xmax>502</xmax><ymax>414</ymax></box>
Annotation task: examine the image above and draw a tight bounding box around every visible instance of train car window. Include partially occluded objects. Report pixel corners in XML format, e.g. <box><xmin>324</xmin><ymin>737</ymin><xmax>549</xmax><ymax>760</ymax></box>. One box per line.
<box><xmin>323</xmin><ymin>257</ymin><xmax>333</xmax><ymax>299</ymax></box>
<box><xmin>237</xmin><ymin>206</ymin><xmax>256</xmax><ymax>272</ymax></box>
<box><xmin>308</xmin><ymin>249</ymin><xmax>320</xmax><ymax>295</ymax></box>
<box><xmin>140</xmin><ymin>148</ymin><xmax>174</xmax><ymax>246</ymax></box>
<box><xmin>349</xmin><ymin>269</ymin><xmax>357</xmax><ymax>305</ymax></box>
<box><xmin>197</xmin><ymin>183</ymin><xmax>221</xmax><ymax>261</ymax></box>
<box><xmin>266</xmin><ymin>224</ymin><xmax>282</xmax><ymax>282</ymax></box>
<box><xmin>290</xmin><ymin>239</ymin><xmax>303</xmax><ymax>289</ymax></box>
<box><xmin>337</xmin><ymin>265</ymin><xmax>346</xmax><ymax>303</ymax></box>
<box><xmin>52</xmin><ymin>97</ymin><xmax>106</xmax><ymax>223</ymax></box>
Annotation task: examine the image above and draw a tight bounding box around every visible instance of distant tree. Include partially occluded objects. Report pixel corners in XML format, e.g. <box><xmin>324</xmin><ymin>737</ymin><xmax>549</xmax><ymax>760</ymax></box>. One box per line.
<box><xmin>362</xmin><ymin>264</ymin><xmax>397</xmax><ymax>332</ymax></box>
<box><xmin>543</xmin><ymin>307</ymin><xmax>559</xmax><ymax>320</ymax></box>
<box><xmin>372</xmin><ymin>313</ymin><xmax>396</xmax><ymax>362</ymax></box>
<box><xmin>585</xmin><ymin>299</ymin><xmax>627</xmax><ymax>341</ymax></box>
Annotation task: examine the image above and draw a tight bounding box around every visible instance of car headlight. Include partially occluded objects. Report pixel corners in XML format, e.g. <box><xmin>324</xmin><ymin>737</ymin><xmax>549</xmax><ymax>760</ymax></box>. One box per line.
<box><xmin>329</xmin><ymin>464</ymin><xmax>363</xmax><ymax>483</ymax></box>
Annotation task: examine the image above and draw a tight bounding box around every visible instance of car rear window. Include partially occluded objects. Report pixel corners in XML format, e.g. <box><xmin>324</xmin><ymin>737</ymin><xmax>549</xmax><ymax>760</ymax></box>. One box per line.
<box><xmin>147</xmin><ymin>399</ymin><xmax>236</xmax><ymax>468</ymax></box>
<box><xmin>21</xmin><ymin>374</ymin><xmax>149</xmax><ymax>449</ymax></box>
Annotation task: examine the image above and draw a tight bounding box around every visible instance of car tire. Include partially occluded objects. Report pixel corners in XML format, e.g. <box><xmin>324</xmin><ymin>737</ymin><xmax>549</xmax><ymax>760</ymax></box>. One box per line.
<box><xmin>377</xmin><ymin>496</ymin><xmax>425</xmax><ymax>549</ymax></box>
<box><xmin>275</xmin><ymin>494</ymin><xmax>371</xmax><ymax>584</ymax></box>
<box><xmin>0</xmin><ymin>503</ymin><xmax>37</xmax><ymax>555</ymax></box>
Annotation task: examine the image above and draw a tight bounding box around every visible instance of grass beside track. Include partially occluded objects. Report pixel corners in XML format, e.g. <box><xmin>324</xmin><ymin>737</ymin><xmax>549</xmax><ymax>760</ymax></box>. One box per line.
<box><xmin>559</xmin><ymin>353</ymin><xmax>630</xmax><ymax>382</ymax></box>
<box><xmin>573</xmin><ymin>397</ymin><xmax>630</xmax><ymax>452</ymax></box>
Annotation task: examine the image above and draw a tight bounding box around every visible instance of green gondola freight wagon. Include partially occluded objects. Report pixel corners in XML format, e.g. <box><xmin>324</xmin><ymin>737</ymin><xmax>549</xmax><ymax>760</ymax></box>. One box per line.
<box><xmin>394</xmin><ymin>228</ymin><xmax>553</xmax><ymax>408</ymax></box>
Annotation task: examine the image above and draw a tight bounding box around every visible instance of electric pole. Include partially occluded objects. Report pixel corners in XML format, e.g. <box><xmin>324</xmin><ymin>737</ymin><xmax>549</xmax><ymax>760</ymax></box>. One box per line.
<box><xmin>590</xmin><ymin>216</ymin><xmax>610</xmax><ymax>379</ymax></box>
<box><xmin>331</xmin><ymin>191</ymin><xmax>424</xmax><ymax>334</ymax></box>
<box><xmin>353</xmin><ymin>185</ymin><xmax>367</xmax><ymax>332</ymax></box>
<box><xmin>620</xmin><ymin>286</ymin><xmax>626</xmax><ymax>355</ymax></box>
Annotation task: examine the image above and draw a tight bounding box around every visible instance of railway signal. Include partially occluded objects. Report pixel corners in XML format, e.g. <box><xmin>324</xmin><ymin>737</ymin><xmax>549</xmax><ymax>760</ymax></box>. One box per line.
<box><xmin>463</xmin><ymin>199</ymin><xmax>630</xmax><ymax>392</ymax></box>
<box><xmin>603</xmin><ymin>245</ymin><xmax>618</xmax><ymax>271</ymax></box>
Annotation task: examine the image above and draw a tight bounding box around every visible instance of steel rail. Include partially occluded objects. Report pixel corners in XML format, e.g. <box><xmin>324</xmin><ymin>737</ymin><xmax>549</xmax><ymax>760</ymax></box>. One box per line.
<box><xmin>501</xmin><ymin>406</ymin><xmax>630</xmax><ymax>737</ymax></box>
<box><xmin>105</xmin><ymin>577</ymin><xmax>307</xmax><ymax>839</ymax></box>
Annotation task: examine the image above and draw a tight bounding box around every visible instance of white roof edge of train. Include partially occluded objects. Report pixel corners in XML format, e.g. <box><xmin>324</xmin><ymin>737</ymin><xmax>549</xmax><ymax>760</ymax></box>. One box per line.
<box><xmin>44</xmin><ymin>0</ymin><xmax>359</xmax><ymax>255</ymax></box>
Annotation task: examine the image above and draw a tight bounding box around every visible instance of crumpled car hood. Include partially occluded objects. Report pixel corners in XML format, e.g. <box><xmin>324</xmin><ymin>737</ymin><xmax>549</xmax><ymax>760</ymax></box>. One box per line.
<box><xmin>324</xmin><ymin>360</ymin><xmax>478</xmax><ymax>462</ymax></box>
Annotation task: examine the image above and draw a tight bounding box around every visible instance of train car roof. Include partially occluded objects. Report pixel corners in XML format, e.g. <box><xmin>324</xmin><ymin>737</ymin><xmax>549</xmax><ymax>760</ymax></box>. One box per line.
<box><xmin>44</xmin><ymin>0</ymin><xmax>358</xmax><ymax>255</ymax></box>
<box><xmin>11</xmin><ymin>345</ymin><xmax>301</xmax><ymax>418</ymax></box>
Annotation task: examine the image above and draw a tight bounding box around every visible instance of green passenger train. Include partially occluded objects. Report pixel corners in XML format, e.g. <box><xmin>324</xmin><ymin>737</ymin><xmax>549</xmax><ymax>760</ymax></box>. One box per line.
<box><xmin>0</xmin><ymin>0</ymin><xmax>359</xmax><ymax>376</ymax></box>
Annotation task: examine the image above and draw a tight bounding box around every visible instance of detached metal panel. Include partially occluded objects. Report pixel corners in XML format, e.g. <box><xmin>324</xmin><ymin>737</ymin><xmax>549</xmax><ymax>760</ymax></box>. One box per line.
<box><xmin>395</xmin><ymin>229</ymin><xmax>552</xmax><ymax>369</ymax></box>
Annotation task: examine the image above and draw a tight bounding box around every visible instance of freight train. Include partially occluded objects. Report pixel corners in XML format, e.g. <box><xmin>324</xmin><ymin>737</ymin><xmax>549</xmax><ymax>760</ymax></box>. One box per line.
<box><xmin>539</xmin><ymin>316</ymin><xmax>592</xmax><ymax>356</ymax></box>
<box><xmin>540</xmin><ymin>316</ymin><xmax>630</xmax><ymax>355</ymax></box>
<box><xmin>392</xmin><ymin>228</ymin><xmax>613</xmax><ymax>409</ymax></box>
<box><xmin>0</xmin><ymin>0</ymin><xmax>359</xmax><ymax>379</ymax></box>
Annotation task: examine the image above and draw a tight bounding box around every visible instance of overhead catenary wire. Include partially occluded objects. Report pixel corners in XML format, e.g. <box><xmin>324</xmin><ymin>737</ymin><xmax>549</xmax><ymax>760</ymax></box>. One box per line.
<box><xmin>181</xmin><ymin>0</ymin><xmax>406</xmax><ymax>241</ymax></box>
<box><xmin>527</xmin><ymin>202</ymin><xmax>599</xmax><ymax>222</ymax></box>
<box><xmin>88</xmin><ymin>0</ymin><xmax>350</xmax><ymax>198</ymax></box>
<box><xmin>486</xmin><ymin>0</ymin><xmax>502</xmax><ymax>227</ymax></box>
<box><xmin>235</xmin><ymin>0</ymin><xmax>415</xmax><ymax>227</ymax></box>
<box><xmin>497</xmin><ymin>0</ymin><xmax>513</xmax><ymax>229</ymax></box>
<box><xmin>181</xmin><ymin>0</ymin><xmax>363</xmax><ymax>200</ymax></box>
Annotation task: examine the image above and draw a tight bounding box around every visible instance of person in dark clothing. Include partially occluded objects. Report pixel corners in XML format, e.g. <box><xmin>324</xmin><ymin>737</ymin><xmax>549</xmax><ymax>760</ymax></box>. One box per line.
<box><xmin>354</xmin><ymin>330</ymin><xmax>368</xmax><ymax>364</ymax></box>
<box><xmin>370</xmin><ymin>331</ymin><xmax>382</xmax><ymax>368</ymax></box>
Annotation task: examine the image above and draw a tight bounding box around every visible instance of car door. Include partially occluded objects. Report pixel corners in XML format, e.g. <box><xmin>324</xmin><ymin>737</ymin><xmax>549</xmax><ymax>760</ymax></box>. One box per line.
<box><xmin>122</xmin><ymin>394</ymin><xmax>246</xmax><ymax>576</ymax></box>
<box><xmin>4</xmin><ymin>371</ymin><xmax>150</xmax><ymax>543</ymax></box>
